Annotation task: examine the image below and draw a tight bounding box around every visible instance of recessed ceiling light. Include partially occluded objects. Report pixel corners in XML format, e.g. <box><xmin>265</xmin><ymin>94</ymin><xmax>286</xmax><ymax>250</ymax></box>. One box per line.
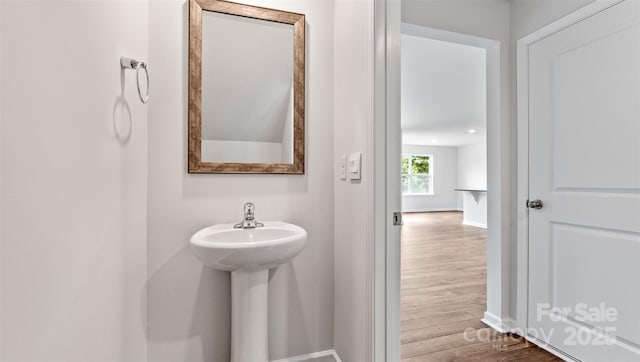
<box><xmin>468</xmin><ymin>129</ymin><xmax>477</xmax><ymax>134</ymax></box>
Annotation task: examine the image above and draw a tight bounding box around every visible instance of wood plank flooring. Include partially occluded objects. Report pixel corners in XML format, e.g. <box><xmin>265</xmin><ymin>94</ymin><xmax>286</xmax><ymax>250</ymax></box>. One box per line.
<box><xmin>400</xmin><ymin>212</ymin><xmax>560</xmax><ymax>362</ymax></box>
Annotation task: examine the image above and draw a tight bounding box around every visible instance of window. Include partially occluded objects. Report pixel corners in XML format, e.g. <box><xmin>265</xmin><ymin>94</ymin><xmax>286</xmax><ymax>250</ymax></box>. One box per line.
<box><xmin>402</xmin><ymin>154</ymin><xmax>432</xmax><ymax>194</ymax></box>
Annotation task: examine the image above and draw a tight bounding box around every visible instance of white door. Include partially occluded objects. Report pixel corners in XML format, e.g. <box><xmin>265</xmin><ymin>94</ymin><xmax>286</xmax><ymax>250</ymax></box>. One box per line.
<box><xmin>528</xmin><ymin>1</ymin><xmax>640</xmax><ymax>361</ymax></box>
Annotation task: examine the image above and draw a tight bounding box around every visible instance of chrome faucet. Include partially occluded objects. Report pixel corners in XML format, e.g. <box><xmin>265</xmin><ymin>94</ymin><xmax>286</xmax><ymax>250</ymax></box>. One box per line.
<box><xmin>233</xmin><ymin>202</ymin><xmax>264</xmax><ymax>229</ymax></box>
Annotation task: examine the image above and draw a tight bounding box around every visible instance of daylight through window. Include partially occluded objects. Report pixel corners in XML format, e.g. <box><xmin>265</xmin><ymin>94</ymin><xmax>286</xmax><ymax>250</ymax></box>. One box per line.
<box><xmin>402</xmin><ymin>154</ymin><xmax>432</xmax><ymax>194</ymax></box>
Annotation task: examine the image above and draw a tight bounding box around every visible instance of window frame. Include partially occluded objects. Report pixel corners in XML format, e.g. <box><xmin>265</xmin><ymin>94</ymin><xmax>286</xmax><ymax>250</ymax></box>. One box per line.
<box><xmin>401</xmin><ymin>153</ymin><xmax>434</xmax><ymax>195</ymax></box>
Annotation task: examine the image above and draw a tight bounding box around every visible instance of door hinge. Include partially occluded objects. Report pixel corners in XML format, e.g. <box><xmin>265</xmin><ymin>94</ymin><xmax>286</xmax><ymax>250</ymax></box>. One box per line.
<box><xmin>393</xmin><ymin>212</ymin><xmax>403</xmax><ymax>226</ymax></box>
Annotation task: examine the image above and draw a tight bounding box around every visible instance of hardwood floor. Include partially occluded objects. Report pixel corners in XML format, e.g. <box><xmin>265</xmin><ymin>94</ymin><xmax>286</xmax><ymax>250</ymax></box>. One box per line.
<box><xmin>400</xmin><ymin>212</ymin><xmax>560</xmax><ymax>362</ymax></box>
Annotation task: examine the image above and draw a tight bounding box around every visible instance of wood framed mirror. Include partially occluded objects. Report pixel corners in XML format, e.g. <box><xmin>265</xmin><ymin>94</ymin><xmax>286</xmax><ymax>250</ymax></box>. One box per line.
<box><xmin>188</xmin><ymin>0</ymin><xmax>305</xmax><ymax>174</ymax></box>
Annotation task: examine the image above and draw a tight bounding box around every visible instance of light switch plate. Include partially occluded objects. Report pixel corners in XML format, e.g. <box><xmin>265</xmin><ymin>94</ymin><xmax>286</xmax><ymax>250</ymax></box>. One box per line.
<box><xmin>339</xmin><ymin>155</ymin><xmax>347</xmax><ymax>180</ymax></box>
<box><xmin>349</xmin><ymin>152</ymin><xmax>361</xmax><ymax>180</ymax></box>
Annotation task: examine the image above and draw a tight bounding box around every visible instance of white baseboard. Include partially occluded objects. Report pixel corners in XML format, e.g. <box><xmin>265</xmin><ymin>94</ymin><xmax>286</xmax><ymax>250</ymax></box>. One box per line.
<box><xmin>462</xmin><ymin>220</ymin><xmax>487</xmax><ymax>228</ymax></box>
<box><xmin>481</xmin><ymin>311</ymin><xmax>510</xmax><ymax>333</ymax></box>
<box><xmin>524</xmin><ymin>336</ymin><xmax>578</xmax><ymax>362</ymax></box>
<box><xmin>403</xmin><ymin>208</ymin><xmax>462</xmax><ymax>213</ymax></box>
<box><xmin>271</xmin><ymin>349</ymin><xmax>341</xmax><ymax>362</ymax></box>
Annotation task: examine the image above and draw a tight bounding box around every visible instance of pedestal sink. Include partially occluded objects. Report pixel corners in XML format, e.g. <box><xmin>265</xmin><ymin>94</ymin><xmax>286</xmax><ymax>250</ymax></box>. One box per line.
<box><xmin>189</xmin><ymin>221</ymin><xmax>307</xmax><ymax>362</ymax></box>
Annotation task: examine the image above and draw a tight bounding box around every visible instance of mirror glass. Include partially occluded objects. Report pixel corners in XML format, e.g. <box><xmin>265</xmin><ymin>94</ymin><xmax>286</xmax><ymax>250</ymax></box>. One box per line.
<box><xmin>201</xmin><ymin>11</ymin><xmax>294</xmax><ymax>164</ymax></box>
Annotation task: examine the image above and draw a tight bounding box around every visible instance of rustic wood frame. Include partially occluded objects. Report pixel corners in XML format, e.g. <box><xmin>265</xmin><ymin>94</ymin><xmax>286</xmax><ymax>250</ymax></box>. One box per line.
<box><xmin>188</xmin><ymin>0</ymin><xmax>305</xmax><ymax>174</ymax></box>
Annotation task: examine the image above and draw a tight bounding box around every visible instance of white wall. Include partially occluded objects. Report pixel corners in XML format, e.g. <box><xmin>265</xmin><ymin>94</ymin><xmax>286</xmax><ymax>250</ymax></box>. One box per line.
<box><xmin>401</xmin><ymin>145</ymin><xmax>460</xmax><ymax>212</ymax></box>
<box><xmin>457</xmin><ymin>143</ymin><xmax>487</xmax><ymax>190</ymax></box>
<box><xmin>333</xmin><ymin>0</ymin><xmax>372</xmax><ymax>360</ymax></box>
<box><xmin>0</xmin><ymin>2</ymin><xmax>148</xmax><ymax>361</ymax></box>
<box><xmin>457</xmin><ymin>143</ymin><xmax>487</xmax><ymax>228</ymax></box>
<box><xmin>147</xmin><ymin>1</ymin><xmax>335</xmax><ymax>361</ymax></box>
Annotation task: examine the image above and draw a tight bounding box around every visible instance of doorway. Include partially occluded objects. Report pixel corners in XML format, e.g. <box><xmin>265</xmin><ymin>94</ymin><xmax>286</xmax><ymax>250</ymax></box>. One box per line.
<box><xmin>368</xmin><ymin>3</ymin><xmax>514</xmax><ymax>359</ymax></box>
<box><xmin>396</xmin><ymin>23</ymin><xmax>565</xmax><ymax>360</ymax></box>
<box><xmin>372</xmin><ymin>1</ymin><xmax>640</xmax><ymax>361</ymax></box>
<box><xmin>398</xmin><ymin>27</ymin><xmax>526</xmax><ymax>360</ymax></box>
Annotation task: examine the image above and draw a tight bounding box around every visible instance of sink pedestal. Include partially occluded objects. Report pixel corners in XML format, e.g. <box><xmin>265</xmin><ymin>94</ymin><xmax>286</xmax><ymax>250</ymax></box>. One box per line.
<box><xmin>231</xmin><ymin>269</ymin><xmax>268</xmax><ymax>362</ymax></box>
<box><xmin>189</xmin><ymin>221</ymin><xmax>307</xmax><ymax>362</ymax></box>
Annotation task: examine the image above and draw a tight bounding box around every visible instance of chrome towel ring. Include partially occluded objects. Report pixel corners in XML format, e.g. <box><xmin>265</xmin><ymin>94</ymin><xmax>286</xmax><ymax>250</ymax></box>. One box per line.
<box><xmin>120</xmin><ymin>57</ymin><xmax>149</xmax><ymax>104</ymax></box>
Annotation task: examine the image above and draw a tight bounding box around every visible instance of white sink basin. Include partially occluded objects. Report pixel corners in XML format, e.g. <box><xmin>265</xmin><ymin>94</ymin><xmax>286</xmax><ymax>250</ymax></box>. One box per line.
<box><xmin>189</xmin><ymin>221</ymin><xmax>307</xmax><ymax>272</ymax></box>
<box><xmin>189</xmin><ymin>221</ymin><xmax>307</xmax><ymax>362</ymax></box>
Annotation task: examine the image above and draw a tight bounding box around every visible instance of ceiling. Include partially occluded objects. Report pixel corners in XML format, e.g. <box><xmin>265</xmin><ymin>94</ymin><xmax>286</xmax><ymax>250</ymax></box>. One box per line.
<box><xmin>401</xmin><ymin>32</ymin><xmax>486</xmax><ymax>146</ymax></box>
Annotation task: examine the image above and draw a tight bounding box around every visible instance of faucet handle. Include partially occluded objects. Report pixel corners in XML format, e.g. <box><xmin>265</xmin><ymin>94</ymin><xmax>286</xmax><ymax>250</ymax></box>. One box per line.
<box><xmin>244</xmin><ymin>202</ymin><xmax>255</xmax><ymax>216</ymax></box>
<box><xmin>234</xmin><ymin>202</ymin><xmax>263</xmax><ymax>228</ymax></box>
